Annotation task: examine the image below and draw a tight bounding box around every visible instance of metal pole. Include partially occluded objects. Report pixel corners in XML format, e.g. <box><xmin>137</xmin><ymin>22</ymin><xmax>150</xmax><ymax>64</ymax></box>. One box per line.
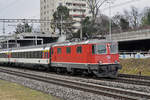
<box><xmin>24</xmin><ymin>23</ymin><xmax>26</xmax><ymax>33</ymax></box>
<box><xmin>41</xmin><ymin>39</ymin><xmax>43</xmax><ymax>45</ymax></box>
<box><xmin>35</xmin><ymin>35</ymin><xmax>37</xmax><ymax>46</ymax></box>
<box><xmin>60</xmin><ymin>15</ymin><xmax>63</xmax><ymax>36</ymax></box>
<box><xmin>23</xmin><ymin>19</ymin><xmax>26</xmax><ymax>33</ymax></box>
<box><xmin>7</xmin><ymin>38</ymin><xmax>9</xmax><ymax>49</ymax></box>
<box><xmin>3</xmin><ymin>19</ymin><xmax>5</xmax><ymax>35</ymax></box>
<box><xmin>15</xmin><ymin>34</ymin><xmax>17</xmax><ymax>48</ymax></box>
<box><xmin>109</xmin><ymin>1</ymin><xmax>112</xmax><ymax>40</ymax></box>
<box><xmin>80</xmin><ymin>5</ymin><xmax>83</xmax><ymax>40</ymax></box>
<box><xmin>80</xmin><ymin>22</ymin><xmax>83</xmax><ymax>40</ymax></box>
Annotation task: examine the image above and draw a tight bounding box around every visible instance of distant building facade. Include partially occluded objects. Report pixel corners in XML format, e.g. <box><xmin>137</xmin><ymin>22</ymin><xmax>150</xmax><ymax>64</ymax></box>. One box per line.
<box><xmin>40</xmin><ymin>0</ymin><xmax>91</xmax><ymax>34</ymax></box>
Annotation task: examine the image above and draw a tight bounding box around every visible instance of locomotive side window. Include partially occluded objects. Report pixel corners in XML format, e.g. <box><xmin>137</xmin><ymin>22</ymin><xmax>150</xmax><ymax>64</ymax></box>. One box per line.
<box><xmin>77</xmin><ymin>46</ymin><xmax>82</xmax><ymax>54</ymax></box>
<box><xmin>66</xmin><ymin>47</ymin><xmax>71</xmax><ymax>54</ymax></box>
<box><xmin>57</xmin><ymin>48</ymin><xmax>61</xmax><ymax>54</ymax></box>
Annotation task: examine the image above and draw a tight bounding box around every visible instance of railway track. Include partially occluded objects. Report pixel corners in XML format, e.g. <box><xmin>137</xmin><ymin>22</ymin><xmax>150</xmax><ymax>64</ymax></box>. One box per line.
<box><xmin>0</xmin><ymin>67</ymin><xmax>150</xmax><ymax>100</ymax></box>
<box><xmin>103</xmin><ymin>77</ymin><xmax>150</xmax><ymax>87</ymax></box>
<box><xmin>1</xmin><ymin>66</ymin><xmax>150</xmax><ymax>87</ymax></box>
<box><xmin>119</xmin><ymin>74</ymin><xmax>150</xmax><ymax>80</ymax></box>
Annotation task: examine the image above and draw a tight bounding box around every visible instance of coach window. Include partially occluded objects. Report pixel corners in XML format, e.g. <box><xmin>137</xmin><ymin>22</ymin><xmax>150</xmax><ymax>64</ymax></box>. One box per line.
<box><xmin>20</xmin><ymin>52</ymin><xmax>22</xmax><ymax>58</ymax></box>
<box><xmin>18</xmin><ymin>52</ymin><xmax>20</xmax><ymax>58</ymax></box>
<box><xmin>16</xmin><ymin>52</ymin><xmax>18</xmax><ymax>58</ymax></box>
<box><xmin>77</xmin><ymin>46</ymin><xmax>82</xmax><ymax>54</ymax></box>
<box><xmin>35</xmin><ymin>51</ymin><xmax>38</xmax><ymax>58</ymax></box>
<box><xmin>39</xmin><ymin>51</ymin><xmax>42</xmax><ymax>58</ymax></box>
<box><xmin>24</xmin><ymin>52</ymin><xmax>28</xmax><ymax>58</ymax></box>
<box><xmin>57</xmin><ymin>48</ymin><xmax>61</xmax><ymax>54</ymax></box>
<box><xmin>66</xmin><ymin>47</ymin><xmax>71</xmax><ymax>54</ymax></box>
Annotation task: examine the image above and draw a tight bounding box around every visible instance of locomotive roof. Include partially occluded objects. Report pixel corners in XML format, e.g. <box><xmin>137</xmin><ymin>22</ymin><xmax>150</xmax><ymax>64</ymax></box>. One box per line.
<box><xmin>53</xmin><ymin>39</ymin><xmax>116</xmax><ymax>47</ymax></box>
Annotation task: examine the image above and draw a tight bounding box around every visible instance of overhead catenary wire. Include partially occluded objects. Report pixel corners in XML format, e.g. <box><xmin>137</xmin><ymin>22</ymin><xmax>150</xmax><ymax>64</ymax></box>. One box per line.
<box><xmin>102</xmin><ymin>0</ymin><xmax>141</xmax><ymax>11</ymax></box>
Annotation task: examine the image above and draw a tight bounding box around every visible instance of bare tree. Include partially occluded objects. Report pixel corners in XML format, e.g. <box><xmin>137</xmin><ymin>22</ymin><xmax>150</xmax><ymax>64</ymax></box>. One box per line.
<box><xmin>141</xmin><ymin>7</ymin><xmax>150</xmax><ymax>26</ymax></box>
<box><xmin>112</xmin><ymin>13</ymin><xmax>122</xmax><ymax>31</ymax></box>
<box><xmin>130</xmin><ymin>6</ymin><xmax>140</xmax><ymax>28</ymax></box>
<box><xmin>86</xmin><ymin>0</ymin><xmax>107</xmax><ymax>23</ymax></box>
<box><xmin>123</xmin><ymin>10</ymin><xmax>130</xmax><ymax>22</ymax></box>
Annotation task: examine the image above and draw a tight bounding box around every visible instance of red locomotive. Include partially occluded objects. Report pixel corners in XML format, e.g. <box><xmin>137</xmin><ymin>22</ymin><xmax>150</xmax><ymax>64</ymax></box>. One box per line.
<box><xmin>51</xmin><ymin>39</ymin><xmax>122</xmax><ymax>77</ymax></box>
<box><xmin>0</xmin><ymin>39</ymin><xmax>122</xmax><ymax>78</ymax></box>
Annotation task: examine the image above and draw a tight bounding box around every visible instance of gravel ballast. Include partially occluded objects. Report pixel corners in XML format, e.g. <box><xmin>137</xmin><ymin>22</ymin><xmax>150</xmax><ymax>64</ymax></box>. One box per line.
<box><xmin>2</xmin><ymin>67</ymin><xmax>150</xmax><ymax>93</ymax></box>
<box><xmin>0</xmin><ymin>72</ymin><xmax>115</xmax><ymax>100</ymax></box>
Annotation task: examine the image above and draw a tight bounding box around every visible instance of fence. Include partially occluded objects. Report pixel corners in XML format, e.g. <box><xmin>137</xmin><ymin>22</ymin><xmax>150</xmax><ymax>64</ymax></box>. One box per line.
<box><xmin>119</xmin><ymin>52</ymin><xmax>150</xmax><ymax>59</ymax></box>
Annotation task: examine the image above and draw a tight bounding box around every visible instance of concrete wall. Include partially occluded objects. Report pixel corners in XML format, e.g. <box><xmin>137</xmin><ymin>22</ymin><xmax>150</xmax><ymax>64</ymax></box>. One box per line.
<box><xmin>107</xmin><ymin>29</ymin><xmax>150</xmax><ymax>42</ymax></box>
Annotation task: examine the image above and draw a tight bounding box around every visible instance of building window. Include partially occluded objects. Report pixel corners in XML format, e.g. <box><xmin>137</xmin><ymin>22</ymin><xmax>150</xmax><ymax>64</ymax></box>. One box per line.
<box><xmin>59</xmin><ymin>3</ymin><xmax>62</xmax><ymax>6</ymax></box>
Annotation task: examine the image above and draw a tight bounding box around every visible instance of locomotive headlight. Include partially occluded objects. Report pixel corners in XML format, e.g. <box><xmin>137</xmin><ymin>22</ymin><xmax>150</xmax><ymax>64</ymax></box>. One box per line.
<box><xmin>99</xmin><ymin>61</ymin><xmax>102</xmax><ymax>65</ymax></box>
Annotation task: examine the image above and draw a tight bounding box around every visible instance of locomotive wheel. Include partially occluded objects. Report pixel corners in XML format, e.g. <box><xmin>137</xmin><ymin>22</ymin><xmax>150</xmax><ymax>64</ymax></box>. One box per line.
<box><xmin>70</xmin><ymin>69</ymin><xmax>76</xmax><ymax>75</ymax></box>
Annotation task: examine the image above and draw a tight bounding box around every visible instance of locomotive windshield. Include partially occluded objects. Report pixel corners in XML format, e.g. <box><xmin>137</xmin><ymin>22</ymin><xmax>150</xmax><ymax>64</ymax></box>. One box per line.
<box><xmin>97</xmin><ymin>45</ymin><xmax>107</xmax><ymax>54</ymax></box>
<box><xmin>92</xmin><ymin>43</ymin><xmax>118</xmax><ymax>54</ymax></box>
<box><xmin>92</xmin><ymin>44</ymin><xmax>107</xmax><ymax>54</ymax></box>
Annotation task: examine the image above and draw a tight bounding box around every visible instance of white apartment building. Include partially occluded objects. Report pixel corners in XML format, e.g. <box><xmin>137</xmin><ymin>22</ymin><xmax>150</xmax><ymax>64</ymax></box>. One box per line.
<box><xmin>40</xmin><ymin>0</ymin><xmax>91</xmax><ymax>34</ymax></box>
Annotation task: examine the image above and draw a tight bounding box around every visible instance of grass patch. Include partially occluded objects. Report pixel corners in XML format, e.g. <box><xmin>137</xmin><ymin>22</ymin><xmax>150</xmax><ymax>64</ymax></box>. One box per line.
<box><xmin>120</xmin><ymin>59</ymin><xmax>150</xmax><ymax>76</ymax></box>
<box><xmin>0</xmin><ymin>80</ymin><xmax>60</xmax><ymax>100</ymax></box>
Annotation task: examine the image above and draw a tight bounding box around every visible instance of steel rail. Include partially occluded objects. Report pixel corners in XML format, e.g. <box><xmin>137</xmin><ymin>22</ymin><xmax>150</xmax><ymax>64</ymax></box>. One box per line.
<box><xmin>0</xmin><ymin>68</ymin><xmax>149</xmax><ymax>100</ymax></box>
<box><xmin>100</xmin><ymin>78</ymin><xmax>150</xmax><ymax>87</ymax></box>
<box><xmin>119</xmin><ymin>74</ymin><xmax>150</xmax><ymax>80</ymax></box>
<box><xmin>1</xmin><ymin>66</ymin><xmax>150</xmax><ymax>87</ymax></box>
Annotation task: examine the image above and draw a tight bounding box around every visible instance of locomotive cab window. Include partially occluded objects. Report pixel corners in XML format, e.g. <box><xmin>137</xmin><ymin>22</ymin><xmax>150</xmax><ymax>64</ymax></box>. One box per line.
<box><xmin>66</xmin><ymin>47</ymin><xmax>71</xmax><ymax>54</ymax></box>
<box><xmin>57</xmin><ymin>48</ymin><xmax>61</xmax><ymax>54</ymax></box>
<box><xmin>96</xmin><ymin>44</ymin><xmax>107</xmax><ymax>54</ymax></box>
<box><xmin>77</xmin><ymin>46</ymin><xmax>82</xmax><ymax>54</ymax></box>
<box><xmin>110</xmin><ymin>44</ymin><xmax>118</xmax><ymax>54</ymax></box>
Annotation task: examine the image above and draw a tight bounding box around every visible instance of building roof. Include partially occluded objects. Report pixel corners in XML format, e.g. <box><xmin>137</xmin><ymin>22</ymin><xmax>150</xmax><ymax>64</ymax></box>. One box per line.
<box><xmin>0</xmin><ymin>32</ymin><xmax>59</xmax><ymax>42</ymax></box>
<box><xmin>17</xmin><ymin>32</ymin><xmax>59</xmax><ymax>38</ymax></box>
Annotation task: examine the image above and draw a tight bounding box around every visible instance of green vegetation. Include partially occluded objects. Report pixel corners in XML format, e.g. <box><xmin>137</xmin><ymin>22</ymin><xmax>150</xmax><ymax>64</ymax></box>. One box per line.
<box><xmin>0</xmin><ymin>80</ymin><xmax>60</xmax><ymax>100</ymax></box>
<box><xmin>120</xmin><ymin>59</ymin><xmax>150</xmax><ymax>76</ymax></box>
<box><xmin>142</xmin><ymin>8</ymin><xmax>150</xmax><ymax>26</ymax></box>
<box><xmin>51</xmin><ymin>5</ymin><xmax>74</xmax><ymax>36</ymax></box>
<box><xmin>15</xmin><ymin>23</ymin><xmax>32</xmax><ymax>34</ymax></box>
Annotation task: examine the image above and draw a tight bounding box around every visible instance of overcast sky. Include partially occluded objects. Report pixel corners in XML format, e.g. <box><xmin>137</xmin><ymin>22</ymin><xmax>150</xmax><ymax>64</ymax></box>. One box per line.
<box><xmin>0</xmin><ymin>0</ymin><xmax>150</xmax><ymax>34</ymax></box>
